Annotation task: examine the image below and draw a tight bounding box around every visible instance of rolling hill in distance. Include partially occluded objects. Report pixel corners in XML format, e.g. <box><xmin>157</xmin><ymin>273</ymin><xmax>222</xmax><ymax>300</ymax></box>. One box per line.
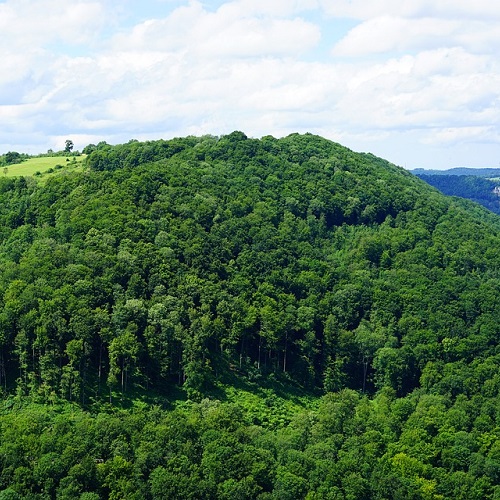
<box><xmin>411</xmin><ymin>167</ymin><xmax>500</xmax><ymax>216</ymax></box>
<box><xmin>412</xmin><ymin>167</ymin><xmax>500</xmax><ymax>177</ymax></box>
<box><xmin>1</xmin><ymin>133</ymin><xmax>500</xmax><ymax>498</ymax></box>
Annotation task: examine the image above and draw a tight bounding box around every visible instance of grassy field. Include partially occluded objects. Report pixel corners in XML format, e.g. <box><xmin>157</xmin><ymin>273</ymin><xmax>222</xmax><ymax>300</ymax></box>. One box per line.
<box><xmin>2</xmin><ymin>155</ymin><xmax>86</xmax><ymax>178</ymax></box>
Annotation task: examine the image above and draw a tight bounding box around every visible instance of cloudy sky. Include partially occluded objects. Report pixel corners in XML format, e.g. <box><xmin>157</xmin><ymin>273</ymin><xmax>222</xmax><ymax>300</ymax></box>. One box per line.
<box><xmin>1</xmin><ymin>0</ymin><xmax>500</xmax><ymax>169</ymax></box>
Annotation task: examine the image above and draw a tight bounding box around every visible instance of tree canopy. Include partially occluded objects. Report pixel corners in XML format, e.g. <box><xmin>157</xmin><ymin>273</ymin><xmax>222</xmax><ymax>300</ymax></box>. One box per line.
<box><xmin>1</xmin><ymin>132</ymin><xmax>500</xmax><ymax>497</ymax></box>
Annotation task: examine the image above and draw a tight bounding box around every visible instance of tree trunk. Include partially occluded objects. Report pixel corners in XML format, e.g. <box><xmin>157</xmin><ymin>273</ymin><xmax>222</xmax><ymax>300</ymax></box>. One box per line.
<box><xmin>121</xmin><ymin>358</ymin><xmax>125</xmax><ymax>402</ymax></box>
<box><xmin>283</xmin><ymin>332</ymin><xmax>288</xmax><ymax>373</ymax></box>
<box><xmin>258</xmin><ymin>336</ymin><xmax>262</xmax><ymax>370</ymax></box>
<box><xmin>362</xmin><ymin>357</ymin><xmax>368</xmax><ymax>393</ymax></box>
<box><xmin>98</xmin><ymin>341</ymin><xmax>103</xmax><ymax>397</ymax></box>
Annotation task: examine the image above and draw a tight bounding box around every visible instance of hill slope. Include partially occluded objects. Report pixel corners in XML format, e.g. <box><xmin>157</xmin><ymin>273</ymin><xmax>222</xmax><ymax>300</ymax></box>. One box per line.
<box><xmin>414</xmin><ymin>173</ymin><xmax>500</xmax><ymax>215</ymax></box>
<box><xmin>2</xmin><ymin>133</ymin><xmax>500</xmax><ymax>498</ymax></box>
<box><xmin>1</xmin><ymin>132</ymin><xmax>500</xmax><ymax>397</ymax></box>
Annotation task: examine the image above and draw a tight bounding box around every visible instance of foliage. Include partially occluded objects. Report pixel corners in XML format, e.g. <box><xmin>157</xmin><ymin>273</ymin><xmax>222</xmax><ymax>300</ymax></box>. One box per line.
<box><xmin>417</xmin><ymin>174</ymin><xmax>500</xmax><ymax>215</ymax></box>
<box><xmin>1</xmin><ymin>385</ymin><xmax>500</xmax><ymax>499</ymax></box>
<box><xmin>0</xmin><ymin>132</ymin><xmax>499</xmax><ymax>496</ymax></box>
<box><xmin>0</xmin><ymin>152</ymin><xmax>29</xmax><ymax>167</ymax></box>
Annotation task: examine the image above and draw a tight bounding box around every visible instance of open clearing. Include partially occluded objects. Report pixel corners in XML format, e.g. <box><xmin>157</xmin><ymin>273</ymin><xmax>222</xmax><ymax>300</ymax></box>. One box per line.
<box><xmin>2</xmin><ymin>155</ymin><xmax>86</xmax><ymax>178</ymax></box>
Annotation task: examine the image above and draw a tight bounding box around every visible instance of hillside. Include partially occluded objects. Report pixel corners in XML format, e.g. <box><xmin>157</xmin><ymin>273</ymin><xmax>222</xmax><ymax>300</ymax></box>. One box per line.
<box><xmin>414</xmin><ymin>173</ymin><xmax>500</xmax><ymax>215</ymax></box>
<box><xmin>0</xmin><ymin>152</ymin><xmax>86</xmax><ymax>179</ymax></box>
<box><xmin>2</xmin><ymin>133</ymin><xmax>500</xmax><ymax>498</ymax></box>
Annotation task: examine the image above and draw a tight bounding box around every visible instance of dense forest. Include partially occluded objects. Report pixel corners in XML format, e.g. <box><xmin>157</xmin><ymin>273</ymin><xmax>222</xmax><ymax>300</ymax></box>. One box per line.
<box><xmin>415</xmin><ymin>174</ymin><xmax>500</xmax><ymax>215</ymax></box>
<box><xmin>2</xmin><ymin>132</ymin><xmax>500</xmax><ymax>498</ymax></box>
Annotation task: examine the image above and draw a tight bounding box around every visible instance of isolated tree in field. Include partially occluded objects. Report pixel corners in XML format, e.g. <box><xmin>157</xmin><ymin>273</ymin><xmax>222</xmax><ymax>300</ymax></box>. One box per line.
<box><xmin>65</xmin><ymin>140</ymin><xmax>74</xmax><ymax>153</ymax></box>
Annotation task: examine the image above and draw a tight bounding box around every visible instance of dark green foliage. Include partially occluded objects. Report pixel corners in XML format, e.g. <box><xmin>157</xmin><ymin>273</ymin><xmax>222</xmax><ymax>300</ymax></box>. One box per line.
<box><xmin>2</xmin><ymin>385</ymin><xmax>500</xmax><ymax>499</ymax></box>
<box><xmin>2</xmin><ymin>132</ymin><xmax>500</xmax><ymax>496</ymax></box>
<box><xmin>82</xmin><ymin>144</ymin><xmax>97</xmax><ymax>155</ymax></box>
<box><xmin>417</xmin><ymin>173</ymin><xmax>500</xmax><ymax>215</ymax></box>
<box><xmin>0</xmin><ymin>132</ymin><xmax>499</xmax><ymax>400</ymax></box>
<box><xmin>0</xmin><ymin>152</ymin><xmax>29</xmax><ymax>166</ymax></box>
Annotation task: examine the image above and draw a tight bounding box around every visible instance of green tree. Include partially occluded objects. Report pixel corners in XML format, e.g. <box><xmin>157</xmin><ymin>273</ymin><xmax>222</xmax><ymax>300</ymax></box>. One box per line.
<box><xmin>4</xmin><ymin>151</ymin><xmax>22</xmax><ymax>165</ymax></box>
<box><xmin>108</xmin><ymin>326</ymin><xmax>140</xmax><ymax>401</ymax></box>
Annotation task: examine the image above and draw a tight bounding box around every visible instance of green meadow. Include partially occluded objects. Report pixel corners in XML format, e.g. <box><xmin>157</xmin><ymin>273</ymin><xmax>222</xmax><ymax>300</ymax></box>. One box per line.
<box><xmin>1</xmin><ymin>155</ymin><xmax>86</xmax><ymax>178</ymax></box>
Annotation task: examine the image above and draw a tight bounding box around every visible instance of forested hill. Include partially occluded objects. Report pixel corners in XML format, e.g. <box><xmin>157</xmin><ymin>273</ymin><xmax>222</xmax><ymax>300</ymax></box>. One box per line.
<box><xmin>414</xmin><ymin>174</ymin><xmax>500</xmax><ymax>215</ymax></box>
<box><xmin>0</xmin><ymin>131</ymin><xmax>474</xmax><ymax>398</ymax></box>
<box><xmin>3</xmin><ymin>132</ymin><xmax>500</xmax><ymax>498</ymax></box>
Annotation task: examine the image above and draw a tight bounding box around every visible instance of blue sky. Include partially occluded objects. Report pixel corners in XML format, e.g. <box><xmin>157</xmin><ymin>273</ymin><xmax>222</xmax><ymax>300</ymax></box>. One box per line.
<box><xmin>1</xmin><ymin>0</ymin><xmax>500</xmax><ymax>169</ymax></box>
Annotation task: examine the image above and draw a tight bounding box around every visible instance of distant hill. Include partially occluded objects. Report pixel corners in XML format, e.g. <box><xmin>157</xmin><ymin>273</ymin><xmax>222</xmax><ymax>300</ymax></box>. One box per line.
<box><xmin>412</xmin><ymin>166</ymin><xmax>500</xmax><ymax>177</ymax></box>
<box><xmin>413</xmin><ymin>171</ymin><xmax>500</xmax><ymax>215</ymax></box>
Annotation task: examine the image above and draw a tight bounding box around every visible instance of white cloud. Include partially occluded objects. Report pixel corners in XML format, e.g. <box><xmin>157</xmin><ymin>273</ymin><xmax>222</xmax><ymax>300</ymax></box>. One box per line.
<box><xmin>331</xmin><ymin>16</ymin><xmax>461</xmax><ymax>56</ymax></box>
<box><xmin>0</xmin><ymin>0</ymin><xmax>107</xmax><ymax>100</ymax></box>
<box><xmin>0</xmin><ymin>0</ymin><xmax>105</xmax><ymax>47</ymax></box>
<box><xmin>112</xmin><ymin>1</ymin><xmax>320</xmax><ymax>57</ymax></box>
<box><xmin>319</xmin><ymin>0</ymin><xmax>500</xmax><ymax>21</ymax></box>
<box><xmin>332</xmin><ymin>48</ymin><xmax>500</xmax><ymax>134</ymax></box>
<box><xmin>332</xmin><ymin>16</ymin><xmax>500</xmax><ymax>57</ymax></box>
<box><xmin>215</xmin><ymin>0</ymin><xmax>318</xmax><ymax>18</ymax></box>
<box><xmin>422</xmin><ymin>126</ymin><xmax>500</xmax><ymax>146</ymax></box>
<box><xmin>319</xmin><ymin>0</ymin><xmax>421</xmax><ymax>20</ymax></box>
